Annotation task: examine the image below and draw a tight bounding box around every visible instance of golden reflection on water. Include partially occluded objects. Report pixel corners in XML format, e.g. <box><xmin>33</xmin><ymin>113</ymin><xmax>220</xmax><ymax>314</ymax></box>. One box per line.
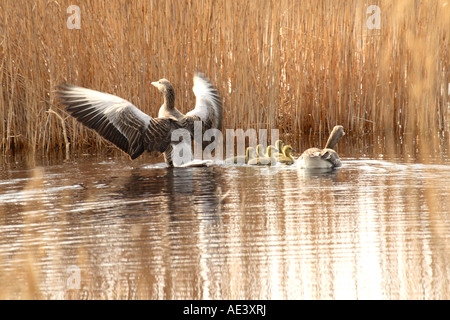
<box><xmin>0</xmin><ymin>152</ymin><xmax>448</xmax><ymax>299</ymax></box>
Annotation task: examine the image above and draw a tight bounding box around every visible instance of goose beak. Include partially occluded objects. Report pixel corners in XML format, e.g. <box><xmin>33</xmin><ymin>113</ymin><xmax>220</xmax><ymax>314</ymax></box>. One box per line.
<box><xmin>151</xmin><ymin>81</ymin><xmax>159</xmax><ymax>88</ymax></box>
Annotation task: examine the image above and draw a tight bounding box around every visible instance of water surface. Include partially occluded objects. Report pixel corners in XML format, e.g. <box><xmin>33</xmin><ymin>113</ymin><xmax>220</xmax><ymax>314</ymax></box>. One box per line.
<box><xmin>0</xmin><ymin>151</ymin><xmax>448</xmax><ymax>299</ymax></box>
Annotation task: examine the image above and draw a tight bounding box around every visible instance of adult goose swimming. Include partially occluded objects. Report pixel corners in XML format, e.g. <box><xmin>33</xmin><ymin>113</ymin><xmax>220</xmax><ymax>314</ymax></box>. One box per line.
<box><xmin>297</xmin><ymin>125</ymin><xmax>345</xmax><ymax>169</ymax></box>
<box><xmin>56</xmin><ymin>73</ymin><xmax>222</xmax><ymax>167</ymax></box>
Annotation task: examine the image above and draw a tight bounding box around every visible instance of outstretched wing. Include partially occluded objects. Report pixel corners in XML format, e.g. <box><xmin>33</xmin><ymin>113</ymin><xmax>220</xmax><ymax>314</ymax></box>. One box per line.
<box><xmin>186</xmin><ymin>72</ymin><xmax>222</xmax><ymax>130</ymax></box>
<box><xmin>56</xmin><ymin>83</ymin><xmax>174</xmax><ymax>159</ymax></box>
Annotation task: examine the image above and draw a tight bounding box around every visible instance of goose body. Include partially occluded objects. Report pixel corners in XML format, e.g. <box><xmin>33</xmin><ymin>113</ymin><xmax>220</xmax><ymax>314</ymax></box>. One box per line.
<box><xmin>297</xmin><ymin>148</ymin><xmax>340</xmax><ymax>168</ymax></box>
<box><xmin>297</xmin><ymin>125</ymin><xmax>345</xmax><ymax>169</ymax></box>
<box><xmin>56</xmin><ymin>73</ymin><xmax>222</xmax><ymax>167</ymax></box>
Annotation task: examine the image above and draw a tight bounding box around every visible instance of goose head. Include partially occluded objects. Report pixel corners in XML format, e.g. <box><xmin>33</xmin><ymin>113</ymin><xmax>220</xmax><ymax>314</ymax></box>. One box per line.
<box><xmin>151</xmin><ymin>78</ymin><xmax>175</xmax><ymax>97</ymax></box>
<box><xmin>282</xmin><ymin>145</ymin><xmax>295</xmax><ymax>157</ymax></box>
<box><xmin>324</xmin><ymin>125</ymin><xmax>345</xmax><ymax>149</ymax></box>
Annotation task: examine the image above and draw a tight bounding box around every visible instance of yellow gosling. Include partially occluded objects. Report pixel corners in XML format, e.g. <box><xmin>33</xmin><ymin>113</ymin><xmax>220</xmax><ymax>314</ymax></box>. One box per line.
<box><xmin>248</xmin><ymin>145</ymin><xmax>278</xmax><ymax>166</ymax></box>
<box><xmin>278</xmin><ymin>145</ymin><xmax>295</xmax><ymax>165</ymax></box>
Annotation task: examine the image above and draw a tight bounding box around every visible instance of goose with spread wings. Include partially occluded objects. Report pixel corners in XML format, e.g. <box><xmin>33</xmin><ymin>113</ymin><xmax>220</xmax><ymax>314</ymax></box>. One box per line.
<box><xmin>56</xmin><ymin>73</ymin><xmax>222</xmax><ymax>166</ymax></box>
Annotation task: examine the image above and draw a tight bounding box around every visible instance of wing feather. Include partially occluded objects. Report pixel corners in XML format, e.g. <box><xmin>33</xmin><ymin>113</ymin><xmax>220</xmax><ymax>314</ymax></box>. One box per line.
<box><xmin>320</xmin><ymin>148</ymin><xmax>342</xmax><ymax>167</ymax></box>
<box><xmin>56</xmin><ymin>83</ymin><xmax>174</xmax><ymax>159</ymax></box>
<box><xmin>186</xmin><ymin>73</ymin><xmax>222</xmax><ymax>130</ymax></box>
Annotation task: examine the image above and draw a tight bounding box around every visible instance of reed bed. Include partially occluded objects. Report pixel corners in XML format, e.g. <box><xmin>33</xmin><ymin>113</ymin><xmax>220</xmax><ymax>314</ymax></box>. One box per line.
<box><xmin>0</xmin><ymin>0</ymin><xmax>449</xmax><ymax>157</ymax></box>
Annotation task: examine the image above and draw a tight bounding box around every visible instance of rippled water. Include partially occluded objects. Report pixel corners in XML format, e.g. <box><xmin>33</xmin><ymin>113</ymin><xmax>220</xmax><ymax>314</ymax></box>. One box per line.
<box><xmin>0</xmin><ymin>151</ymin><xmax>449</xmax><ymax>299</ymax></box>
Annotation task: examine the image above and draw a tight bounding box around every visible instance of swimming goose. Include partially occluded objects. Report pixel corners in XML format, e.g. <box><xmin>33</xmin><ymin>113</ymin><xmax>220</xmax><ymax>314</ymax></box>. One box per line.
<box><xmin>56</xmin><ymin>73</ymin><xmax>222</xmax><ymax>167</ymax></box>
<box><xmin>225</xmin><ymin>147</ymin><xmax>257</xmax><ymax>164</ymax></box>
<box><xmin>248</xmin><ymin>145</ymin><xmax>278</xmax><ymax>166</ymax></box>
<box><xmin>297</xmin><ymin>125</ymin><xmax>345</xmax><ymax>169</ymax></box>
<box><xmin>277</xmin><ymin>145</ymin><xmax>295</xmax><ymax>165</ymax></box>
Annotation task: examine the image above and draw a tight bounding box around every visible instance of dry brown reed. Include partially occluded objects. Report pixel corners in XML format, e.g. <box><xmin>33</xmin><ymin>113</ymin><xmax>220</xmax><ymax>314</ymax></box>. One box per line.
<box><xmin>1</xmin><ymin>0</ymin><xmax>449</xmax><ymax>157</ymax></box>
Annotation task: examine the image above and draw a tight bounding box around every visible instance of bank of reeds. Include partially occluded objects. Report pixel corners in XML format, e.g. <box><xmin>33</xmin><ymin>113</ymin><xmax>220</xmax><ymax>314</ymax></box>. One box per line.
<box><xmin>1</xmin><ymin>0</ymin><xmax>449</xmax><ymax>157</ymax></box>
